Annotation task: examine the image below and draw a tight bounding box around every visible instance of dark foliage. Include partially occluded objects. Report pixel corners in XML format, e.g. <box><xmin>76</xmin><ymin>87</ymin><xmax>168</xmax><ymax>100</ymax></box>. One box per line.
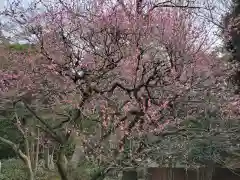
<box><xmin>224</xmin><ymin>0</ymin><xmax>240</xmax><ymax>93</ymax></box>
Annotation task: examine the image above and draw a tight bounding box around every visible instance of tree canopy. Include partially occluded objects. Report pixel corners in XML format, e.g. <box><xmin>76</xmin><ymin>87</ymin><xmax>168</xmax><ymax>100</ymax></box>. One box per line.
<box><xmin>0</xmin><ymin>1</ymin><xmax>239</xmax><ymax>180</ymax></box>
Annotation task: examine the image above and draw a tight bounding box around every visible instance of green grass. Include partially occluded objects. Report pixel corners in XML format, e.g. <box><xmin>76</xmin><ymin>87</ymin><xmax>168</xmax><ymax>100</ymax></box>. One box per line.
<box><xmin>0</xmin><ymin>158</ymin><xmax>104</xmax><ymax>180</ymax></box>
<box><xmin>0</xmin><ymin>159</ymin><xmax>58</xmax><ymax>180</ymax></box>
<box><xmin>7</xmin><ymin>43</ymin><xmax>33</xmax><ymax>51</ymax></box>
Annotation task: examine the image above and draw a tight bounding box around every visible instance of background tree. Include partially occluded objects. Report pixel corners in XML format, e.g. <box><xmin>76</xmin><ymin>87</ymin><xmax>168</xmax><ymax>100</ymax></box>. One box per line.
<box><xmin>223</xmin><ymin>0</ymin><xmax>240</xmax><ymax>93</ymax></box>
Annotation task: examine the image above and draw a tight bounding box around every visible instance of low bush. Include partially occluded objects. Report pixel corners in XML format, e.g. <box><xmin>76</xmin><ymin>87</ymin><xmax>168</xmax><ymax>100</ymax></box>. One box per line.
<box><xmin>0</xmin><ymin>159</ymin><xmax>59</xmax><ymax>180</ymax></box>
<box><xmin>0</xmin><ymin>159</ymin><xmax>27</xmax><ymax>180</ymax></box>
<box><xmin>0</xmin><ymin>158</ymin><xmax>107</xmax><ymax>180</ymax></box>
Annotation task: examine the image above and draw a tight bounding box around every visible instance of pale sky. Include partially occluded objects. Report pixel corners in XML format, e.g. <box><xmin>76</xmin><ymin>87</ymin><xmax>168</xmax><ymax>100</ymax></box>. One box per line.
<box><xmin>0</xmin><ymin>0</ymin><xmax>228</xmax><ymax>48</ymax></box>
<box><xmin>0</xmin><ymin>0</ymin><xmax>31</xmax><ymax>10</ymax></box>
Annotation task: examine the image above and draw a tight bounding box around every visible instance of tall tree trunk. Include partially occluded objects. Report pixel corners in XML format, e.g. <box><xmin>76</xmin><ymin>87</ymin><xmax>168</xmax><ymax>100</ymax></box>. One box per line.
<box><xmin>24</xmin><ymin>135</ymin><xmax>36</xmax><ymax>177</ymax></box>
<box><xmin>49</xmin><ymin>147</ymin><xmax>55</xmax><ymax>169</ymax></box>
<box><xmin>24</xmin><ymin>156</ymin><xmax>35</xmax><ymax>180</ymax></box>
<box><xmin>44</xmin><ymin>146</ymin><xmax>55</xmax><ymax>170</ymax></box>
<box><xmin>30</xmin><ymin>140</ymin><xmax>35</xmax><ymax>170</ymax></box>
<box><xmin>24</xmin><ymin>138</ymin><xmax>30</xmax><ymax>160</ymax></box>
<box><xmin>34</xmin><ymin>128</ymin><xmax>40</xmax><ymax>171</ymax></box>
<box><xmin>122</xmin><ymin>169</ymin><xmax>138</xmax><ymax>180</ymax></box>
<box><xmin>17</xmin><ymin>141</ymin><xmax>35</xmax><ymax>180</ymax></box>
<box><xmin>70</xmin><ymin>135</ymin><xmax>84</xmax><ymax>169</ymax></box>
<box><xmin>44</xmin><ymin>147</ymin><xmax>50</xmax><ymax>169</ymax></box>
<box><xmin>56</xmin><ymin>147</ymin><xmax>69</xmax><ymax>180</ymax></box>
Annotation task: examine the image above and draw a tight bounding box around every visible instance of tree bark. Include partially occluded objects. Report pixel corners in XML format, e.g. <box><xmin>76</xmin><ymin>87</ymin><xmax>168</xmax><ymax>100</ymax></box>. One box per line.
<box><xmin>44</xmin><ymin>147</ymin><xmax>50</xmax><ymax>169</ymax></box>
<box><xmin>56</xmin><ymin>147</ymin><xmax>69</xmax><ymax>180</ymax></box>
<box><xmin>49</xmin><ymin>147</ymin><xmax>55</xmax><ymax>169</ymax></box>
<box><xmin>70</xmin><ymin>135</ymin><xmax>84</xmax><ymax>169</ymax></box>
<box><xmin>30</xmin><ymin>140</ymin><xmax>35</xmax><ymax>170</ymax></box>
<box><xmin>24</xmin><ymin>156</ymin><xmax>35</xmax><ymax>180</ymax></box>
<box><xmin>34</xmin><ymin>128</ymin><xmax>40</xmax><ymax>171</ymax></box>
<box><xmin>24</xmin><ymin>138</ymin><xmax>31</xmax><ymax>162</ymax></box>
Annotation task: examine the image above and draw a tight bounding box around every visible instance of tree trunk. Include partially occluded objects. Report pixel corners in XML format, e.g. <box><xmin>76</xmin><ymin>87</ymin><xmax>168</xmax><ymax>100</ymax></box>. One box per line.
<box><xmin>18</xmin><ymin>149</ymin><xmax>35</xmax><ymax>180</ymax></box>
<box><xmin>56</xmin><ymin>147</ymin><xmax>69</xmax><ymax>180</ymax></box>
<box><xmin>30</xmin><ymin>140</ymin><xmax>35</xmax><ymax>170</ymax></box>
<box><xmin>44</xmin><ymin>147</ymin><xmax>50</xmax><ymax>169</ymax></box>
<box><xmin>18</xmin><ymin>147</ymin><xmax>35</xmax><ymax>180</ymax></box>
<box><xmin>25</xmin><ymin>157</ymin><xmax>35</xmax><ymax>180</ymax></box>
<box><xmin>24</xmin><ymin>138</ymin><xmax>30</xmax><ymax>161</ymax></box>
<box><xmin>49</xmin><ymin>154</ymin><xmax>55</xmax><ymax>169</ymax></box>
<box><xmin>34</xmin><ymin>128</ymin><xmax>40</xmax><ymax>171</ymax></box>
<box><xmin>70</xmin><ymin>135</ymin><xmax>84</xmax><ymax>169</ymax></box>
<box><xmin>122</xmin><ymin>169</ymin><xmax>138</xmax><ymax>180</ymax></box>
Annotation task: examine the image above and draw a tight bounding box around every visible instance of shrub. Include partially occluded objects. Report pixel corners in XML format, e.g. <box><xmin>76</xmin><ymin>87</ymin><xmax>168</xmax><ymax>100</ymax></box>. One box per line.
<box><xmin>0</xmin><ymin>159</ymin><xmax>59</xmax><ymax>180</ymax></box>
<box><xmin>0</xmin><ymin>158</ymin><xmax>102</xmax><ymax>180</ymax></box>
<box><xmin>0</xmin><ymin>159</ymin><xmax>27</xmax><ymax>180</ymax></box>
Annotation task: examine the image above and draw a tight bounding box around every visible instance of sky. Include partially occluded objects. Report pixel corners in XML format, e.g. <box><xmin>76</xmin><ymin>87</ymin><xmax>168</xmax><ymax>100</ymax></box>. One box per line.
<box><xmin>0</xmin><ymin>0</ymin><xmax>228</xmax><ymax>48</ymax></box>
<box><xmin>0</xmin><ymin>1</ymin><xmax>5</xmax><ymax>11</ymax></box>
<box><xmin>0</xmin><ymin>0</ymin><xmax>32</xmax><ymax>11</ymax></box>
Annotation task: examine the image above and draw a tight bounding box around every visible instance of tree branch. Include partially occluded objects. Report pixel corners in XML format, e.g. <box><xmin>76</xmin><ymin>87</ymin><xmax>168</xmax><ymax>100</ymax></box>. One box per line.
<box><xmin>152</xmin><ymin>128</ymin><xmax>187</xmax><ymax>144</ymax></box>
<box><xmin>14</xmin><ymin>100</ymin><xmax>62</xmax><ymax>143</ymax></box>
<box><xmin>0</xmin><ymin>136</ymin><xmax>29</xmax><ymax>162</ymax></box>
<box><xmin>0</xmin><ymin>136</ymin><xmax>17</xmax><ymax>148</ymax></box>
